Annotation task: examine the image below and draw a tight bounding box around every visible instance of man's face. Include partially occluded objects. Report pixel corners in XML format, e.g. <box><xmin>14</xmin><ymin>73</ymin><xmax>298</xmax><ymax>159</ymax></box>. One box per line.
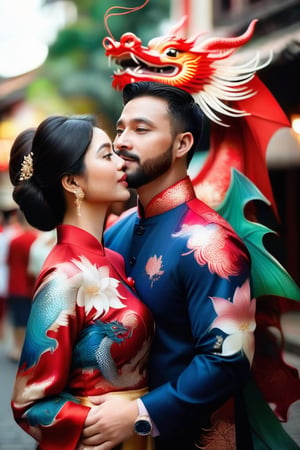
<box><xmin>113</xmin><ymin>96</ymin><xmax>175</xmax><ymax>188</ymax></box>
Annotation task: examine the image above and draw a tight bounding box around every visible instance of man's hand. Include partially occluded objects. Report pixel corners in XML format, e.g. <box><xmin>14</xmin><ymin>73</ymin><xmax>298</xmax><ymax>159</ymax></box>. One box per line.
<box><xmin>78</xmin><ymin>394</ymin><xmax>139</xmax><ymax>450</ymax></box>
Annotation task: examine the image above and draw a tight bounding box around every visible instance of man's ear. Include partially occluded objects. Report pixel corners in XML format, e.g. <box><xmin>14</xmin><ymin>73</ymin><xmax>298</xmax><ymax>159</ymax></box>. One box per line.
<box><xmin>175</xmin><ymin>132</ymin><xmax>194</xmax><ymax>159</ymax></box>
<box><xmin>61</xmin><ymin>175</ymin><xmax>79</xmax><ymax>194</ymax></box>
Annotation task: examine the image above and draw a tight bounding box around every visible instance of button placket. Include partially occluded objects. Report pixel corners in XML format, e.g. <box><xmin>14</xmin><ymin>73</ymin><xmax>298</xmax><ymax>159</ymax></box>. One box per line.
<box><xmin>135</xmin><ymin>225</ymin><xmax>144</xmax><ymax>236</ymax></box>
<box><xmin>129</xmin><ymin>223</ymin><xmax>145</xmax><ymax>265</ymax></box>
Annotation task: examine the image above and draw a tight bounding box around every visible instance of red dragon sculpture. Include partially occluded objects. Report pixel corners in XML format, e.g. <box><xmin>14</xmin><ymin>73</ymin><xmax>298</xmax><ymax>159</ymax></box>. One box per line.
<box><xmin>102</xmin><ymin>8</ymin><xmax>300</xmax><ymax>298</ymax></box>
<box><xmin>102</xmin><ymin>4</ymin><xmax>300</xmax><ymax>445</ymax></box>
<box><xmin>103</xmin><ymin>15</ymin><xmax>290</xmax><ymax>212</ymax></box>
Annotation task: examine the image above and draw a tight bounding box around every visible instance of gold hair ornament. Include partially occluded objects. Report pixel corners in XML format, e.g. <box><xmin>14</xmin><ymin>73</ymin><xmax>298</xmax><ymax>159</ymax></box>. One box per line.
<box><xmin>19</xmin><ymin>152</ymin><xmax>34</xmax><ymax>181</ymax></box>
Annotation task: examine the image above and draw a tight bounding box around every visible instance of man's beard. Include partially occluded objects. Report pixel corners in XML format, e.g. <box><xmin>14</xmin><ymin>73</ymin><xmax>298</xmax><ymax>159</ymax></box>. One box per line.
<box><xmin>127</xmin><ymin>145</ymin><xmax>173</xmax><ymax>189</ymax></box>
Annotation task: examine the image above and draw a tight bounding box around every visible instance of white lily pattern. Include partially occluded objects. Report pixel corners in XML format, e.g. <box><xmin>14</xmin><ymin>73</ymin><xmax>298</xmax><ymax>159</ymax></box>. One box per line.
<box><xmin>209</xmin><ymin>279</ymin><xmax>256</xmax><ymax>365</ymax></box>
<box><xmin>71</xmin><ymin>256</ymin><xmax>126</xmax><ymax>317</ymax></box>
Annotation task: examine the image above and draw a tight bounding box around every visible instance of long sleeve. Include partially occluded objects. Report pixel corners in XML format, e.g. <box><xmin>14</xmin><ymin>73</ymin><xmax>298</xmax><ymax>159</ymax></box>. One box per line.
<box><xmin>142</xmin><ymin>252</ymin><xmax>254</xmax><ymax>438</ymax></box>
<box><xmin>11</xmin><ymin>271</ymin><xmax>89</xmax><ymax>450</ymax></box>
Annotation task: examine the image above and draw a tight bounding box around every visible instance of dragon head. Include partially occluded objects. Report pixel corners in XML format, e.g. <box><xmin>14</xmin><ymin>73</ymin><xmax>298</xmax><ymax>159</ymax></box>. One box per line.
<box><xmin>103</xmin><ymin>18</ymin><xmax>270</xmax><ymax>124</ymax></box>
<box><xmin>102</xmin><ymin>320</ymin><xmax>130</xmax><ymax>342</ymax></box>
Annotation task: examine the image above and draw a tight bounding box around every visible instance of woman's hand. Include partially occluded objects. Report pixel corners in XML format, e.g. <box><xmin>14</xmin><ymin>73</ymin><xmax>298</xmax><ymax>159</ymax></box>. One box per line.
<box><xmin>78</xmin><ymin>394</ymin><xmax>139</xmax><ymax>449</ymax></box>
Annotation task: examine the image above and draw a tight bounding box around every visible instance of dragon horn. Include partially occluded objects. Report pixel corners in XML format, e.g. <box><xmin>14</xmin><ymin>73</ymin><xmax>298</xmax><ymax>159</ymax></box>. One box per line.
<box><xmin>168</xmin><ymin>16</ymin><xmax>188</xmax><ymax>38</ymax></box>
<box><xmin>201</xmin><ymin>19</ymin><xmax>258</xmax><ymax>52</ymax></box>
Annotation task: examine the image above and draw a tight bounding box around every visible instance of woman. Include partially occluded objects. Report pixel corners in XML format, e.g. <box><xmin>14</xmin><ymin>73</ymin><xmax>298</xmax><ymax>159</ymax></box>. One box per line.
<box><xmin>9</xmin><ymin>115</ymin><xmax>154</xmax><ymax>450</ymax></box>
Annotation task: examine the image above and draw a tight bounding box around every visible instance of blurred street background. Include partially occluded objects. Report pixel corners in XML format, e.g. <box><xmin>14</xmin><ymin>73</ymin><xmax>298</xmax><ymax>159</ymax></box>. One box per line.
<box><xmin>0</xmin><ymin>0</ymin><xmax>300</xmax><ymax>448</ymax></box>
<box><xmin>0</xmin><ymin>327</ymin><xmax>36</xmax><ymax>450</ymax></box>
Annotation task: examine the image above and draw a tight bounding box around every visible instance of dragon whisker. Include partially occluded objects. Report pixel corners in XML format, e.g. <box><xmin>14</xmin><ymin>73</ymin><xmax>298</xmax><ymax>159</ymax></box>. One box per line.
<box><xmin>194</xmin><ymin>93</ymin><xmax>228</xmax><ymax>126</ymax></box>
<box><xmin>205</xmin><ymin>83</ymin><xmax>254</xmax><ymax>102</ymax></box>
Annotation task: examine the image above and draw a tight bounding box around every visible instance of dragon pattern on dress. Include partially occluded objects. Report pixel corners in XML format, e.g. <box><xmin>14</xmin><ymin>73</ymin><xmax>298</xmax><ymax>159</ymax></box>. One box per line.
<box><xmin>11</xmin><ymin>227</ymin><xmax>155</xmax><ymax>450</ymax></box>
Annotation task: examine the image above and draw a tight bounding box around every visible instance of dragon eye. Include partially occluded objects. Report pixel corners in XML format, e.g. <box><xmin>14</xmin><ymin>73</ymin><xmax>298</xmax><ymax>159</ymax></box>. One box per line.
<box><xmin>165</xmin><ymin>48</ymin><xmax>179</xmax><ymax>57</ymax></box>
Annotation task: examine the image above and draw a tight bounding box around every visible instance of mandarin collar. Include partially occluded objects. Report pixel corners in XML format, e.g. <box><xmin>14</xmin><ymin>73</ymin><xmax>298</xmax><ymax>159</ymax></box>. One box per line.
<box><xmin>57</xmin><ymin>224</ymin><xmax>105</xmax><ymax>255</ymax></box>
<box><xmin>138</xmin><ymin>177</ymin><xmax>196</xmax><ymax>218</ymax></box>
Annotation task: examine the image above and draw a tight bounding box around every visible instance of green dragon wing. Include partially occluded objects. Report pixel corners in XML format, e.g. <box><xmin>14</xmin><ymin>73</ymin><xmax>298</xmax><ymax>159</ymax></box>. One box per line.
<box><xmin>216</xmin><ymin>169</ymin><xmax>300</xmax><ymax>301</ymax></box>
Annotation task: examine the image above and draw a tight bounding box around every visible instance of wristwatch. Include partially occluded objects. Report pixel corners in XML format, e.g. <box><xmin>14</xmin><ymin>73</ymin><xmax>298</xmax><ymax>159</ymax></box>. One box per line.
<box><xmin>134</xmin><ymin>415</ymin><xmax>152</xmax><ymax>436</ymax></box>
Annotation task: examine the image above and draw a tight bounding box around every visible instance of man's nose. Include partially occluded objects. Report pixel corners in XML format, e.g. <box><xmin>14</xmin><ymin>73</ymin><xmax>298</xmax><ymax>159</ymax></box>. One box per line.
<box><xmin>114</xmin><ymin>131</ymin><xmax>132</xmax><ymax>150</ymax></box>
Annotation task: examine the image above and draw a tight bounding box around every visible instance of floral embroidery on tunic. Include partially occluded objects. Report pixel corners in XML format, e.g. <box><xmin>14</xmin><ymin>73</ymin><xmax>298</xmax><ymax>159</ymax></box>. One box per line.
<box><xmin>173</xmin><ymin>223</ymin><xmax>241</xmax><ymax>278</ymax></box>
<box><xmin>197</xmin><ymin>398</ymin><xmax>236</xmax><ymax>449</ymax></box>
<box><xmin>210</xmin><ymin>279</ymin><xmax>256</xmax><ymax>365</ymax></box>
<box><xmin>71</xmin><ymin>256</ymin><xmax>126</xmax><ymax>316</ymax></box>
<box><xmin>145</xmin><ymin>255</ymin><xmax>164</xmax><ymax>287</ymax></box>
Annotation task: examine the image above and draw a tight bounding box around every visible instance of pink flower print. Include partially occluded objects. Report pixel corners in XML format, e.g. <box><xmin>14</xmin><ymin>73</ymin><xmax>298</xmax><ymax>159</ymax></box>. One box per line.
<box><xmin>209</xmin><ymin>279</ymin><xmax>256</xmax><ymax>365</ymax></box>
<box><xmin>145</xmin><ymin>255</ymin><xmax>164</xmax><ymax>287</ymax></box>
<box><xmin>173</xmin><ymin>223</ymin><xmax>241</xmax><ymax>279</ymax></box>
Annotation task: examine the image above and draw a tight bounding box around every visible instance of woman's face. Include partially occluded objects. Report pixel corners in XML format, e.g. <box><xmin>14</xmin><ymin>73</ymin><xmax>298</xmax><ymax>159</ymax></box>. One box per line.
<box><xmin>78</xmin><ymin>127</ymin><xmax>129</xmax><ymax>204</ymax></box>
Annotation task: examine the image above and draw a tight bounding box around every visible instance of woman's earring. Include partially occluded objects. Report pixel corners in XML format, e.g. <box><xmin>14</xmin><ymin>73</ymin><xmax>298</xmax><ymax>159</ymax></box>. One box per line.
<box><xmin>74</xmin><ymin>188</ymin><xmax>85</xmax><ymax>216</ymax></box>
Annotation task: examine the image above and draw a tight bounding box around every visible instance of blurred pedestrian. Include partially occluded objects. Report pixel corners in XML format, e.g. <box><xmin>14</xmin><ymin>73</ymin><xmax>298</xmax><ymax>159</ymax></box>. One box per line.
<box><xmin>0</xmin><ymin>211</ymin><xmax>8</xmax><ymax>339</ymax></box>
<box><xmin>6</xmin><ymin>210</ymin><xmax>38</xmax><ymax>361</ymax></box>
<box><xmin>0</xmin><ymin>209</ymin><xmax>22</xmax><ymax>341</ymax></box>
<box><xmin>28</xmin><ymin>229</ymin><xmax>56</xmax><ymax>278</ymax></box>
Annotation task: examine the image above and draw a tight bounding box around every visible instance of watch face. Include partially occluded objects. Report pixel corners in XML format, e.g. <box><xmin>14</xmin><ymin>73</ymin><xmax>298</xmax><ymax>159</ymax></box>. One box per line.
<box><xmin>135</xmin><ymin>418</ymin><xmax>152</xmax><ymax>436</ymax></box>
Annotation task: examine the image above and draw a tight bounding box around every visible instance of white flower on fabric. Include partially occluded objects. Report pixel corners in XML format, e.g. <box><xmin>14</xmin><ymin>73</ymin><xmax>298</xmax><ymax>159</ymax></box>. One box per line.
<box><xmin>71</xmin><ymin>256</ymin><xmax>126</xmax><ymax>317</ymax></box>
<box><xmin>209</xmin><ymin>279</ymin><xmax>256</xmax><ymax>365</ymax></box>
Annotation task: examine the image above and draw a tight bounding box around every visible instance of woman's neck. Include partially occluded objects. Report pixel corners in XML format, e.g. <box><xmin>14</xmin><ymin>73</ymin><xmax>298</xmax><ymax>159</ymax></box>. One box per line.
<box><xmin>62</xmin><ymin>204</ymin><xmax>108</xmax><ymax>243</ymax></box>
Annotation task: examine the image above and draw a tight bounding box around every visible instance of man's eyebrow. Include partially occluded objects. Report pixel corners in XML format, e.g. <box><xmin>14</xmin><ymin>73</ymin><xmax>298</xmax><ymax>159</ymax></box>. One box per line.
<box><xmin>116</xmin><ymin>117</ymin><xmax>154</xmax><ymax>127</ymax></box>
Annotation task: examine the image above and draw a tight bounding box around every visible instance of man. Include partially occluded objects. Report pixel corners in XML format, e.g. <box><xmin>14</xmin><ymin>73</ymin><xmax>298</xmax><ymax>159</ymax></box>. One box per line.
<box><xmin>82</xmin><ymin>81</ymin><xmax>255</xmax><ymax>450</ymax></box>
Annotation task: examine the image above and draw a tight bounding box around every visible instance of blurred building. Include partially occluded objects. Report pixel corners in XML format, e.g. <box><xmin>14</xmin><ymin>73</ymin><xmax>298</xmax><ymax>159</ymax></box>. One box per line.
<box><xmin>171</xmin><ymin>0</ymin><xmax>300</xmax><ymax>283</ymax></box>
<box><xmin>0</xmin><ymin>0</ymin><xmax>77</xmax><ymax>210</ymax></box>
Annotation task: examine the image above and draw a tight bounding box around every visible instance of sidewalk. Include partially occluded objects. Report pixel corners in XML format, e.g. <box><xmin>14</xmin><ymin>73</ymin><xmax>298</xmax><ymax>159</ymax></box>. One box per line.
<box><xmin>0</xmin><ymin>332</ymin><xmax>36</xmax><ymax>450</ymax></box>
